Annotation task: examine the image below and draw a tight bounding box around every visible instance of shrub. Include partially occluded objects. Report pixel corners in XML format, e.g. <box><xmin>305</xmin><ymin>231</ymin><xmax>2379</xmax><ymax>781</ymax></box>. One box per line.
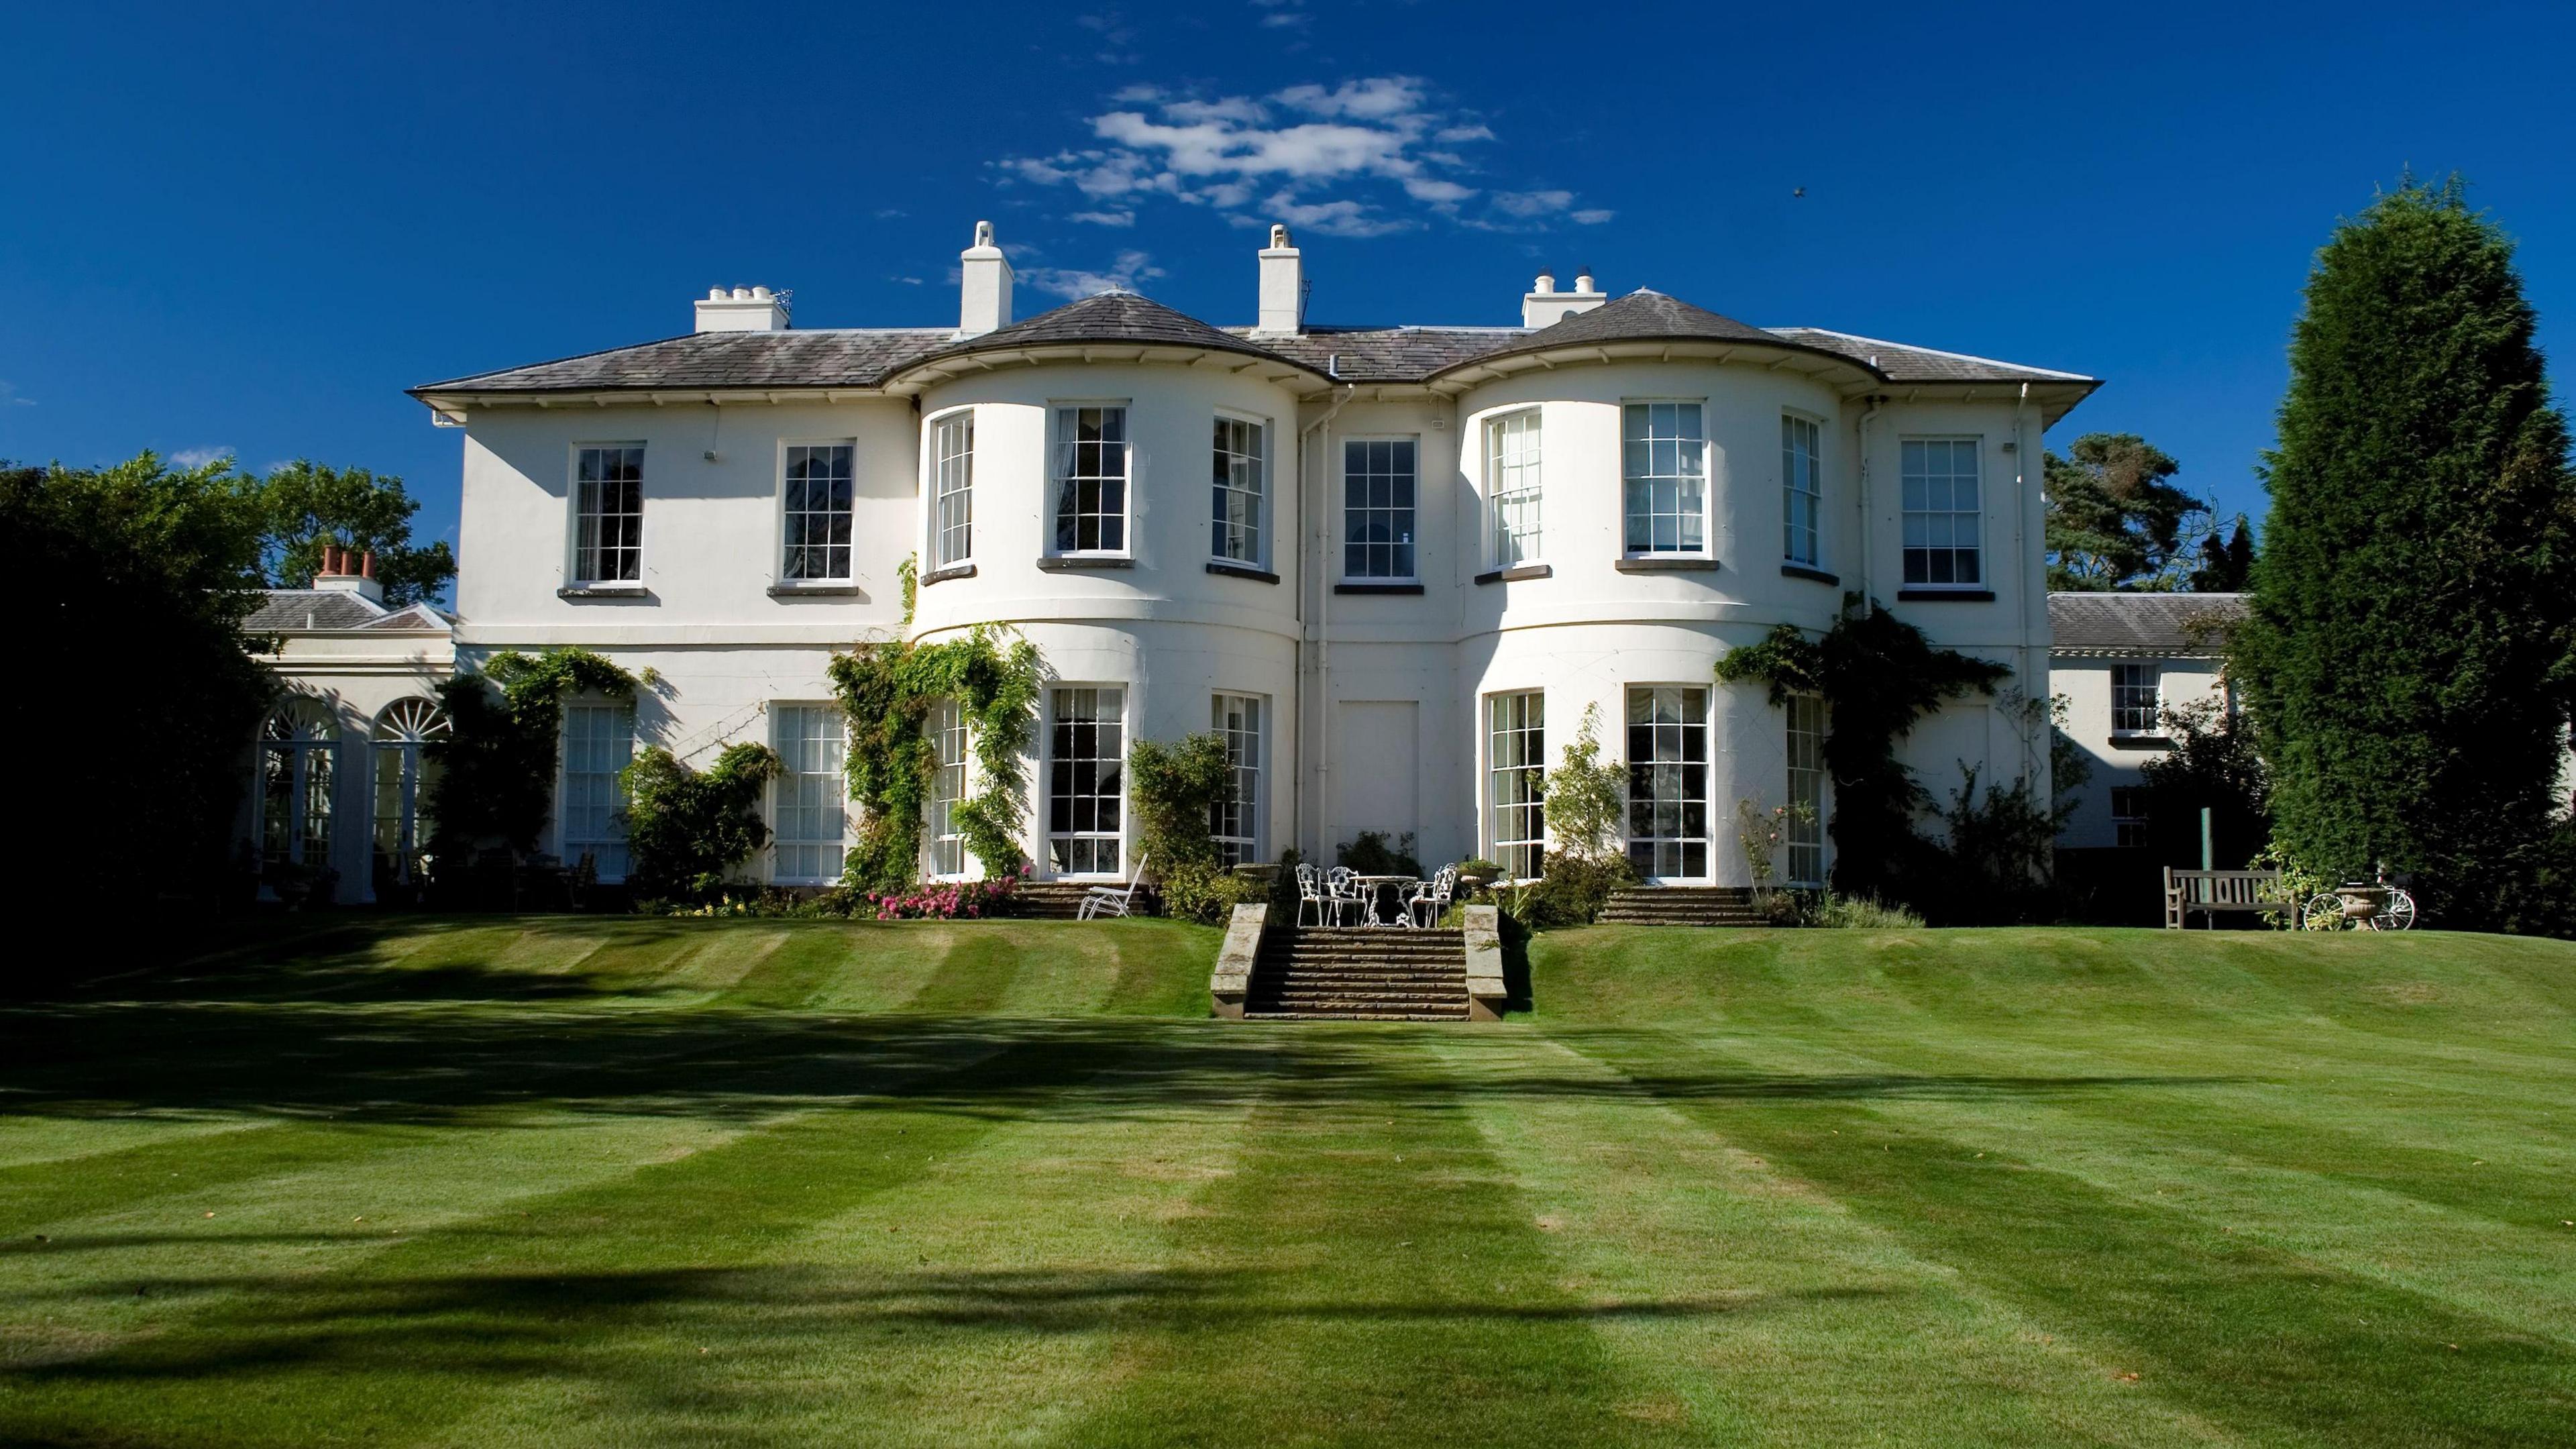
<box><xmin>1812</xmin><ymin>893</ymin><xmax>1925</xmax><ymax>929</ymax></box>
<box><xmin>1336</xmin><ymin>830</ymin><xmax>1422</xmax><ymax>878</ymax></box>
<box><xmin>619</xmin><ymin>742</ymin><xmax>782</xmax><ymax>902</ymax></box>
<box><xmin>1128</xmin><ymin>733</ymin><xmax>1235</xmax><ymax>876</ymax></box>
<box><xmin>1159</xmin><ymin>860</ymin><xmax>1263</xmax><ymax>925</ymax></box>
<box><xmin>1515</xmin><ymin>850</ymin><xmax>1637</xmax><ymax>928</ymax></box>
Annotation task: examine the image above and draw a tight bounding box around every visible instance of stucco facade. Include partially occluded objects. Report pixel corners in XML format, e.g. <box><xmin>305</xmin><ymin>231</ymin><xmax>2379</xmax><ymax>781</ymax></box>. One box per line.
<box><xmin>2048</xmin><ymin>592</ymin><xmax>2243</xmax><ymax>851</ymax></box>
<box><xmin>396</xmin><ymin>224</ymin><xmax>2100</xmax><ymax>889</ymax></box>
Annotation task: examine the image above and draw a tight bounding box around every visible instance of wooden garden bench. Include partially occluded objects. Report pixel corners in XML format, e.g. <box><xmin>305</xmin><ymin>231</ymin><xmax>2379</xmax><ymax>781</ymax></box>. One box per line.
<box><xmin>2163</xmin><ymin>867</ymin><xmax>2297</xmax><ymax>929</ymax></box>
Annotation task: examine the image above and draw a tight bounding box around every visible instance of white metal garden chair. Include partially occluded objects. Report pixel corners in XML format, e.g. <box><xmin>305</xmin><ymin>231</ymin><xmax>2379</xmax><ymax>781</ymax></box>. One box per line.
<box><xmin>1405</xmin><ymin>864</ymin><xmax>1460</xmax><ymax>928</ymax></box>
<box><xmin>1076</xmin><ymin>853</ymin><xmax>1150</xmax><ymax>920</ymax></box>
<box><xmin>1294</xmin><ymin>863</ymin><xmax>1331</xmax><ymax>927</ymax></box>
<box><xmin>1324</xmin><ymin>865</ymin><xmax>1366</xmax><ymax>927</ymax></box>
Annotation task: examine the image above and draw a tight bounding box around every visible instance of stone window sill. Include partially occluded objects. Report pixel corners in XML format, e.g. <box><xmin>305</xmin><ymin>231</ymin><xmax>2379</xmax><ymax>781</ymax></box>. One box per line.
<box><xmin>558</xmin><ymin>584</ymin><xmax>653</xmax><ymax>600</ymax></box>
<box><xmin>1614</xmin><ymin>557</ymin><xmax>1720</xmax><ymax>574</ymax></box>
<box><xmin>1336</xmin><ymin>581</ymin><xmax>1425</xmax><ymax>595</ymax></box>
<box><xmin>767</xmin><ymin>582</ymin><xmax>861</xmax><ymax>597</ymax></box>
<box><xmin>1896</xmin><ymin>588</ymin><xmax>1996</xmax><ymax>602</ymax></box>
<box><xmin>2108</xmin><ymin>735</ymin><xmax>2175</xmax><ymax>751</ymax></box>
<box><xmin>1039</xmin><ymin>555</ymin><xmax>1134</xmax><ymax>571</ymax></box>
<box><xmin>918</xmin><ymin>564</ymin><xmax>977</xmax><ymax>586</ymax></box>
<box><xmin>1474</xmin><ymin>564</ymin><xmax>1553</xmax><ymax>585</ymax></box>
<box><xmin>1780</xmin><ymin>564</ymin><xmax>1840</xmax><ymax>586</ymax></box>
<box><xmin>1207</xmin><ymin>561</ymin><xmax>1280</xmax><ymax>584</ymax></box>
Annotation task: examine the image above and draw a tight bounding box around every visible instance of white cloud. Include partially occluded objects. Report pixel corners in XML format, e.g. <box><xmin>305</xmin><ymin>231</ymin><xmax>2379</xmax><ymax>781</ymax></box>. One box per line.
<box><xmin>890</xmin><ymin>275</ymin><xmax>926</xmax><ymax>285</ymax></box>
<box><xmin>1260</xmin><ymin>11</ymin><xmax>1309</xmax><ymax>26</ymax></box>
<box><xmin>170</xmin><ymin>446</ymin><xmax>235</xmax><ymax>468</ymax></box>
<box><xmin>873</xmin><ymin>207</ymin><xmax>908</xmax><ymax>219</ymax></box>
<box><xmin>1020</xmin><ymin>248</ymin><xmax>1168</xmax><ymax>300</ymax></box>
<box><xmin>994</xmin><ymin>76</ymin><xmax>1606</xmax><ymax>237</ymax></box>
<box><xmin>0</xmin><ymin>380</ymin><xmax>32</xmax><ymax>407</ymax></box>
<box><xmin>1572</xmin><ymin>208</ymin><xmax>1615</xmax><ymax>225</ymax></box>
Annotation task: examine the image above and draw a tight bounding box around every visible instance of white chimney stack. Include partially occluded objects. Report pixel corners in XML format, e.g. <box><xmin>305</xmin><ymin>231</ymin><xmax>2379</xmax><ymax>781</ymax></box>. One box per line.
<box><xmin>695</xmin><ymin>284</ymin><xmax>791</xmax><ymax>333</ymax></box>
<box><xmin>1254</xmin><ymin>223</ymin><xmax>1304</xmax><ymax>336</ymax></box>
<box><xmin>959</xmin><ymin>220</ymin><xmax>1014</xmax><ymax>337</ymax></box>
<box><xmin>1522</xmin><ymin>266</ymin><xmax>1606</xmax><ymax>329</ymax></box>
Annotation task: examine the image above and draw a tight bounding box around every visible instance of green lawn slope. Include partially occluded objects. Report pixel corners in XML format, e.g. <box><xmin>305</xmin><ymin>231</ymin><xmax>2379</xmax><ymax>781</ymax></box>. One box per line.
<box><xmin>2</xmin><ymin>918</ymin><xmax>2570</xmax><ymax>1446</ymax></box>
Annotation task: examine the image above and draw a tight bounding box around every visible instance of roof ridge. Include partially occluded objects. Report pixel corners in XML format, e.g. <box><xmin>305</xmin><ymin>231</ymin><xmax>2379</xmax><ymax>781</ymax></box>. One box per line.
<box><xmin>1772</xmin><ymin>326</ymin><xmax>2094</xmax><ymax>381</ymax></box>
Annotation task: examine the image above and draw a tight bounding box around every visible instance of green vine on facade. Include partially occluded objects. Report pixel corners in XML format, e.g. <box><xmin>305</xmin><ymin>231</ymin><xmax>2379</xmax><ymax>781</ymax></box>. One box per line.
<box><xmin>826</xmin><ymin>625</ymin><xmax>1040</xmax><ymax>891</ymax></box>
<box><xmin>898</xmin><ymin>553</ymin><xmax>919</xmax><ymax>627</ymax></box>
<box><xmin>1715</xmin><ymin>595</ymin><xmax>2009</xmax><ymax>906</ymax></box>
<box><xmin>619</xmin><ymin>741</ymin><xmax>782</xmax><ymax>902</ymax></box>
<box><xmin>427</xmin><ymin>647</ymin><xmax>637</xmax><ymax>858</ymax></box>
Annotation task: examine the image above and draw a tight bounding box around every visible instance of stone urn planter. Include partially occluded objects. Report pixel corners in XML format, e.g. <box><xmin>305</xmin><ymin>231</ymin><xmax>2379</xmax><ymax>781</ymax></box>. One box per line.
<box><xmin>2333</xmin><ymin>885</ymin><xmax>2387</xmax><ymax>924</ymax></box>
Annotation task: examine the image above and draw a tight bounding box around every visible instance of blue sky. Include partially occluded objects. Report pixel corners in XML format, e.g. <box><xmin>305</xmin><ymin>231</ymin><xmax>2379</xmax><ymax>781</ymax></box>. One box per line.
<box><xmin>5</xmin><ymin>0</ymin><xmax>2573</xmax><ymax>579</ymax></box>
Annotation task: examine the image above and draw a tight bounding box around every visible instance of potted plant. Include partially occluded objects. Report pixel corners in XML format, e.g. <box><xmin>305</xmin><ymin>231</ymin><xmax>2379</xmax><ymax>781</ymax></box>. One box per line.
<box><xmin>1455</xmin><ymin>858</ymin><xmax>1506</xmax><ymax>892</ymax></box>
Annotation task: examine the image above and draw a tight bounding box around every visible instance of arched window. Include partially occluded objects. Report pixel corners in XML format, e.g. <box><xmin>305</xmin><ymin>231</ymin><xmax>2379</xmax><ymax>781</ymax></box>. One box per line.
<box><xmin>372</xmin><ymin>698</ymin><xmax>449</xmax><ymax>888</ymax></box>
<box><xmin>256</xmin><ymin>698</ymin><xmax>339</xmax><ymax>871</ymax></box>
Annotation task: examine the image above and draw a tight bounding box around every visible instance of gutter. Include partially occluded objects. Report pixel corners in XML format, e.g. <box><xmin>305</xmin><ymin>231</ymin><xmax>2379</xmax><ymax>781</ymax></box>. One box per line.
<box><xmin>1301</xmin><ymin>371</ymin><xmax>1356</xmax><ymax>861</ymax></box>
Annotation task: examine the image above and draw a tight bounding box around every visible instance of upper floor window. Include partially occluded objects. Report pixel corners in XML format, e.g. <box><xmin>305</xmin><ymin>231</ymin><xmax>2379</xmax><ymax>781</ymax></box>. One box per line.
<box><xmin>1900</xmin><ymin>438</ymin><xmax>1981</xmax><ymax>586</ymax></box>
<box><xmin>932</xmin><ymin>415</ymin><xmax>973</xmax><ymax>568</ymax></box>
<box><xmin>1488</xmin><ymin>409</ymin><xmax>1542</xmax><ymax>567</ymax></box>
<box><xmin>1782</xmin><ymin>414</ymin><xmax>1822</xmax><ymax>567</ymax></box>
<box><xmin>1344</xmin><ymin>437</ymin><xmax>1418</xmax><ymax>580</ymax></box>
<box><xmin>2112</xmin><ymin>663</ymin><xmax>2161</xmax><ymax>735</ymax></box>
<box><xmin>1212</xmin><ymin>416</ymin><xmax>1265</xmax><ymax>565</ymax></box>
<box><xmin>1622</xmin><ymin>402</ymin><xmax>1706</xmax><ymax>555</ymax></box>
<box><xmin>1053</xmin><ymin>405</ymin><xmax>1128</xmax><ymax>554</ymax></box>
<box><xmin>782</xmin><ymin>443</ymin><xmax>854</xmax><ymax>582</ymax></box>
<box><xmin>573</xmin><ymin>445</ymin><xmax>644</xmax><ymax>584</ymax></box>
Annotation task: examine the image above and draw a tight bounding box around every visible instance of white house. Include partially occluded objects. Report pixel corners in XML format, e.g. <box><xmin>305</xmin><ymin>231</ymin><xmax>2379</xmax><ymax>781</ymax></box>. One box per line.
<box><xmin>240</xmin><ymin>548</ymin><xmax>457</xmax><ymax>902</ymax></box>
<box><xmin>379</xmin><ymin>222</ymin><xmax>2098</xmax><ymax>892</ymax></box>
<box><xmin>2049</xmin><ymin>590</ymin><xmax>2242</xmax><ymax>850</ymax></box>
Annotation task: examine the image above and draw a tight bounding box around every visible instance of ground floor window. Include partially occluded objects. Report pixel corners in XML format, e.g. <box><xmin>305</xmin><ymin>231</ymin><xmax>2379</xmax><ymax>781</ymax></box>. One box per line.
<box><xmin>561</xmin><ymin>701</ymin><xmax>635</xmax><ymax>881</ymax></box>
<box><xmin>371</xmin><ymin>698</ymin><xmax>448</xmax><ymax>889</ymax></box>
<box><xmin>2110</xmin><ymin>785</ymin><xmax>2151</xmax><ymax>849</ymax></box>
<box><xmin>1626</xmin><ymin>686</ymin><xmax>1709</xmax><ymax>879</ymax></box>
<box><xmin>1049</xmin><ymin>687</ymin><xmax>1125</xmax><ymax>876</ymax></box>
<box><xmin>1212</xmin><ymin>694</ymin><xmax>1262</xmax><ymax>867</ymax></box>
<box><xmin>772</xmin><ymin>704</ymin><xmax>847</xmax><ymax>883</ymax></box>
<box><xmin>1785</xmin><ymin>694</ymin><xmax>1825</xmax><ymax>887</ymax></box>
<box><xmin>928</xmin><ymin>698</ymin><xmax>969</xmax><ymax>877</ymax></box>
<box><xmin>1487</xmin><ymin>691</ymin><xmax>1545</xmax><ymax>879</ymax></box>
<box><xmin>258</xmin><ymin>698</ymin><xmax>338</xmax><ymax>871</ymax></box>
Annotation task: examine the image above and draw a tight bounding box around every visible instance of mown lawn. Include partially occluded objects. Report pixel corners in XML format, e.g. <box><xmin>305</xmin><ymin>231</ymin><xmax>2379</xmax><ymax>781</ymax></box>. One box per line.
<box><xmin>3</xmin><ymin>918</ymin><xmax>2573</xmax><ymax>1446</ymax></box>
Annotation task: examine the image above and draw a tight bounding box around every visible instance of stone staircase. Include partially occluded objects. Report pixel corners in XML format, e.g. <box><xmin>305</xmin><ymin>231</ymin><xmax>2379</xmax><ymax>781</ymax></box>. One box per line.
<box><xmin>1010</xmin><ymin>881</ymin><xmax>1104</xmax><ymax>920</ymax></box>
<box><xmin>1244</xmin><ymin>926</ymin><xmax>1470</xmax><ymax>1021</ymax></box>
<box><xmin>1598</xmin><ymin>886</ymin><xmax>1767</xmax><ymax>927</ymax></box>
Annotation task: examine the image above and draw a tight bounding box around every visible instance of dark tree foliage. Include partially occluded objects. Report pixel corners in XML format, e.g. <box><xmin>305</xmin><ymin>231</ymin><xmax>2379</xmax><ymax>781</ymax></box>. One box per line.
<box><xmin>2044</xmin><ymin>433</ymin><xmax>2206</xmax><ymax>590</ymax></box>
<box><xmin>2233</xmin><ymin>178</ymin><xmax>2576</xmax><ymax>926</ymax></box>
<box><xmin>1717</xmin><ymin>596</ymin><xmax>2010</xmax><ymax>906</ymax></box>
<box><xmin>2190</xmin><ymin>517</ymin><xmax>2255</xmax><ymax>592</ymax></box>
<box><xmin>248</xmin><ymin>460</ymin><xmax>456</xmax><ymax>607</ymax></box>
<box><xmin>2138</xmin><ymin>698</ymin><xmax>2270</xmax><ymax>869</ymax></box>
<box><xmin>0</xmin><ymin>455</ymin><xmax>274</xmax><ymax>910</ymax></box>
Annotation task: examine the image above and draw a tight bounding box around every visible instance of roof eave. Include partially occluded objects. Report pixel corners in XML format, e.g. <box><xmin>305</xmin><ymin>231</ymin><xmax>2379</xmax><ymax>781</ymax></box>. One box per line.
<box><xmin>881</xmin><ymin>339</ymin><xmax>1333</xmax><ymax>397</ymax></box>
<box><xmin>1427</xmin><ymin>334</ymin><xmax>1891</xmax><ymax>392</ymax></box>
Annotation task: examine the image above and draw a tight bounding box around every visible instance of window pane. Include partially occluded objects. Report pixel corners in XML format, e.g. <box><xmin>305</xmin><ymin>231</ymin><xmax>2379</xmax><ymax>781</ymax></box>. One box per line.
<box><xmin>1620</xmin><ymin>402</ymin><xmax>1707</xmax><ymax>555</ymax></box>
<box><xmin>1343</xmin><ymin>437</ymin><xmax>1418</xmax><ymax>579</ymax></box>
<box><xmin>1899</xmin><ymin>437</ymin><xmax>1982</xmax><ymax>586</ymax></box>
<box><xmin>1488</xmin><ymin>691</ymin><xmax>1546</xmax><ymax>879</ymax></box>
<box><xmin>1054</xmin><ymin>408</ymin><xmax>1128</xmax><ymax>555</ymax></box>
<box><xmin>1047</xmin><ymin>688</ymin><xmax>1125</xmax><ymax>875</ymax></box>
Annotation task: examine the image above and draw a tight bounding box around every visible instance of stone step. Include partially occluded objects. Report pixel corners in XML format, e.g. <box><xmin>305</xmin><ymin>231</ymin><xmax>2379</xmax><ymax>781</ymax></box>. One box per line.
<box><xmin>1260</xmin><ymin>971</ymin><xmax>1466</xmax><ymax>985</ymax></box>
<box><xmin>1245</xmin><ymin>1010</ymin><xmax>1470</xmax><ymax>1022</ymax></box>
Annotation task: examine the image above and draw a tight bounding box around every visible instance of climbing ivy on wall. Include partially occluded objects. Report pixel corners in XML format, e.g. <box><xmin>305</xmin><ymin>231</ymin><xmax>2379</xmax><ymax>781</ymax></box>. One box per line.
<box><xmin>619</xmin><ymin>741</ymin><xmax>783</xmax><ymax>902</ymax></box>
<box><xmin>826</xmin><ymin>625</ymin><xmax>1041</xmax><ymax>892</ymax></box>
<box><xmin>1715</xmin><ymin>595</ymin><xmax>2009</xmax><ymax>905</ymax></box>
<box><xmin>427</xmin><ymin>647</ymin><xmax>637</xmax><ymax>857</ymax></box>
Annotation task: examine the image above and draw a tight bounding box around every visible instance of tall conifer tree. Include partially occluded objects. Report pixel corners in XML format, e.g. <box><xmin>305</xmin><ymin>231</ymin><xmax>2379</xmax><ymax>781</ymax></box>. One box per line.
<box><xmin>2234</xmin><ymin>178</ymin><xmax>2576</xmax><ymax>925</ymax></box>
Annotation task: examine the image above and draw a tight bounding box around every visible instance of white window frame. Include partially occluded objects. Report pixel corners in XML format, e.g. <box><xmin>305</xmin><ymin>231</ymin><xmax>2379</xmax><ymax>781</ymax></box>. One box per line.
<box><xmin>2110</xmin><ymin>784</ymin><xmax>2151</xmax><ymax>849</ymax></box>
<box><xmin>927</xmin><ymin>697</ymin><xmax>973</xmax><ymax>879</ymax></box>
<box><xmin>776</xmin><ymin>439</ymin><xmax>857</xmax><ymax>586</ymax></box>
<box><xmin>1049</xmin><ymin>401</ymin><xmax>1132</xmax><ymax>558</ymax></box>
<box><xmin>1786</xmin><ymin>693</ymin><xmax>1826</xmax><ymax>888</ymax></box>
<box><xmin>1486</xmin><ymin>690</ymin><xmax>1546</xmax><ymax>881</ymax></box>
<box><xmin>2111</xmin><ymin>663</ymin><xmax>2162</xmax><ymax>736</ymax></box>
<box><xmin>1782</xmin><ymin>411</ymin><xmax>1823</xmax><ymax>568</ymax></box>
<box><xmin>371</xmin><ymin>697</ymin><xmax>449</xmax><ymax>888</ymax></box>
<box><xmin>1625</xmin><ymin>684</ymin><xmax>1713</xmax><ymax>883</ymax></box>
<box><xmin>254</xmin><ymin>698</ymin><xmax>339</xmax><ymax>874</ymax></box>
<box><xmin>770</xmin><ymin>703</ymin><xmax>849</xmax><ymax>885</ymax></box>
<box><xmin>559</xmin><ymin>700</ymin><xmax>636</xmax><ymax>881</ymax></box>
<box><xmin>1900</xmin><ymin>436</ymin><xmax>1984</xmax><ymax>588</ymax></box>
<box><xmin>1212</xmin><ymin>411</ymin><xmax>1269</xmax><ymax>568</ymax></box>
<box><xmin>1046</xmin><ymin>685</ymin><xmax>1127</xmax><ymax>878</ymax></box>
<box><xmin>1212</xmin><ymin>692</ymin><xmax>1265</xmax><ymax>867</ymax></box>
<box><xmin>1486</xmin><ymin>407</ymin><xmax>1543</xmax><ymax>569</ymax></box>
<box><xmin>927</xmin><ymin>408</ymin><xmax>975</xmax><ymax>570</ymax></box>
<box><xmin>1341</xmin><ymin>434</ymin><xmax>1421</xmax><ymax>582</ymax></box>
<box><xmin>568</xmin><ymin>443</ymin><xmax>646</xmax><ymax>587</ymax></box>
<box><xmin>1621</xmin><ymin>400</ymin><xmax>1711</xmax><ymax>558</ymax></box>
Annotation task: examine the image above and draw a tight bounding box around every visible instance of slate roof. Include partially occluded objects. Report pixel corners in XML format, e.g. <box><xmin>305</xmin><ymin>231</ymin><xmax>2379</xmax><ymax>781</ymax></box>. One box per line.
<box><xmin>245</xmin><ymin>590</ymin><xmax>452</xmax><ymax>633</ymax></box>
<box><xmin>2049</xmin><ymin>591</ymin><xmax>2243</xmax><ymax>655</ymax></box>
<box><xmin>411</xmin><ymin>289</ymin><xmax>2095</xmax><ymax>395</ymax></box>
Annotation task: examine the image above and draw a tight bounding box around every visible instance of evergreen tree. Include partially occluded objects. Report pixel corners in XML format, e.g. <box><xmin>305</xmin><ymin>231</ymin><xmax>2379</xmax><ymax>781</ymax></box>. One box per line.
<box><xmin>2190</xmin><ymin>517</ymin><xmax>2255</xmax><ymax>592</ymax></box>
<box><xmin>2043</xmin><ymin>433</ymin><xmax>2206</xmax><ymax>590</ymax></box>
<box><xmin>2233</xmin><ymin>177</ymin><xmax>2576</xmax><ymax>925</ymax></box>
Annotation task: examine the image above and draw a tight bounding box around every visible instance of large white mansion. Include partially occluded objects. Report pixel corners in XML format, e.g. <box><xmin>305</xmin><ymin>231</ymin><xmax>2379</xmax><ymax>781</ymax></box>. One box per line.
<box><xmin>250</xmin><ymin>223</ymin><xmax>2103</xmax><ymax>900</ymax></box>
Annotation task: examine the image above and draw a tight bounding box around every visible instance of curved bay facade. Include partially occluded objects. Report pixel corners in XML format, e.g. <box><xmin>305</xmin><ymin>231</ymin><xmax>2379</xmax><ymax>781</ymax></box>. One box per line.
<box><xmin>412</xmin><ymin>225</ymin><xmax>2098</xmax><ymax>888</ymax></box>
